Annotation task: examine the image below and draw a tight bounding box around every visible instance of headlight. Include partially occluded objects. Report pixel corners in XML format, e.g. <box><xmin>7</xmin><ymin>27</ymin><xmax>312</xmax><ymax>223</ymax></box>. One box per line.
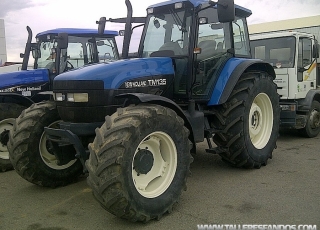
<box><xmin>67</xmin><ymin>93</ymin><xmax>88</xmax><ymax>102</ymax></box>
<box><xmin>54</xmin><ymin>93</ymin><xmax>64</xmax><ymax>101</ymax></box>
<box><xmin>147</xmin><ymin>8</ymin><xmax>153</xmax><ymax>14</ymax></box>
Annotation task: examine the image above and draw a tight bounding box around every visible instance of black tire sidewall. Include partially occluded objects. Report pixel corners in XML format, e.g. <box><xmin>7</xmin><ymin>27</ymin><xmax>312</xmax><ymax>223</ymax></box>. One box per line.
<box><xmin>304</xmin><ymin>101</ymin><xmax>320</xmax><ymax>137</ymax></box>
<box><xmin>242</xmin><ymin>77</ymin><xmax>280</xmax><ymax>163</ymax></box>
<box><xmin>10</xmin><ymin>102</ymin><xmax>82</xmax><ymax>180</ymax></box>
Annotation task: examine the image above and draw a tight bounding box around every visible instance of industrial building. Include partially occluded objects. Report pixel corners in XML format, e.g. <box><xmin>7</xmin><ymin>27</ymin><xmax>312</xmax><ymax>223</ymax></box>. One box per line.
<box><xmin>0</xmin><ymin>19</ymin><xmax>7</xmax><ymax>65</ymax></box>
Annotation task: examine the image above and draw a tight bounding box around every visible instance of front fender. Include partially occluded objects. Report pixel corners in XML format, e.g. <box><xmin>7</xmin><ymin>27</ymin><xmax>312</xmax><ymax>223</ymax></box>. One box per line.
<box><xmin>116</xmin><ymin>93</ymin><xmax>198</xmax><ymax>148</ymax></box>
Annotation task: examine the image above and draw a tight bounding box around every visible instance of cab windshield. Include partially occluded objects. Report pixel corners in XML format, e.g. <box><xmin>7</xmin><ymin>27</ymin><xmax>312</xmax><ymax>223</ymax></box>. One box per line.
<box><xmin>36</xmin><ymin>35</ymin><xmax>119</xmax><ymax>73</ymax></box>
<box><xmin>141</xmin><ymin>7</ymin><xmax>193</xmax><ymax>58</ymax></box>
<box><xmin>251</xmin><ymin>36</ymin><xmax>296</xmax><ymax>68</ymax></box>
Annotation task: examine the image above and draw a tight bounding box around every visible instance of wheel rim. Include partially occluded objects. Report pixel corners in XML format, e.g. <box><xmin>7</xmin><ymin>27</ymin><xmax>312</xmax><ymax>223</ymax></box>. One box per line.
<box><xmin>0</xmin><ymin>118</ymin><xmax>15</xmax><ymax>160</ymax></box>
<box><xmin>132</xmin><ymin>131</ymin><xmax>177</xmax><ymax>198</ymax></box>
<box><xmin>39</xmin><ymin>121</ymin><xmax>77</xmax><ymax>170</ymax></box>
<box><xmin>249</xmin><ymin>93</ymin><xmax>273</xmax><ymax>149</ymax></box>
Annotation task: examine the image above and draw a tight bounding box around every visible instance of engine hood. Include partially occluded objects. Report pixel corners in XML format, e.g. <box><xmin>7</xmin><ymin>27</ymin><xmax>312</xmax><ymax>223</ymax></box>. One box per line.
<box><xmin>54</xmin><ymin>57</ymin><xmax>174</xmax><ymax>89</ymax></box>
<box><xmin>0</xmin><ymin>68</ymin><xmax>49</xmax><ymax>90</ymax></box>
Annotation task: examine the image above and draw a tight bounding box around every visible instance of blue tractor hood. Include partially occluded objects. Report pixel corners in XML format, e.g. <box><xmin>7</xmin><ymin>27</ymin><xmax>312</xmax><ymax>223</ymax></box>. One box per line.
<box><xmin>54</xmin><ymin>57</ymin><xmax>175</xmax><ymax>89</ymax></box>
<box><xmin>0</xmin><ymin>69</ymin><xmax>49</xmax><ymax>90</ymax></box>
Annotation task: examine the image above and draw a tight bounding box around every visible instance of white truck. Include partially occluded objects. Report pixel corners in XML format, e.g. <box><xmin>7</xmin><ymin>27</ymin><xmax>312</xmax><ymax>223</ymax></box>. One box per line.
<box><xmin>250</xmin><ymin>31</ymin><xmax>320</xmax><ymax>137</ymax></box>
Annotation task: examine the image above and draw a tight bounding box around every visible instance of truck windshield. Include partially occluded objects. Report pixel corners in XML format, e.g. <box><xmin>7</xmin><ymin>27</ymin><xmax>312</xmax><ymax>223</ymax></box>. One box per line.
<box><xmin>141</xmin><ymin>8</ymin><xmax>193</xmax><ymax>58</ymax></box>
<box><xmin>251</xmin><ymin>36</ymin><xmax>296</xmax><ymax>68</ymax></box>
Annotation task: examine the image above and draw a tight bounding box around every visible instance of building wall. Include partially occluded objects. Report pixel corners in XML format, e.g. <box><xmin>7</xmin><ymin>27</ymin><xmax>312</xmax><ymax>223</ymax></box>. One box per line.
<box><xmin>0</xmin><ymin>19</ymin><xmax>7</xmax><ymax>65</ymax></box>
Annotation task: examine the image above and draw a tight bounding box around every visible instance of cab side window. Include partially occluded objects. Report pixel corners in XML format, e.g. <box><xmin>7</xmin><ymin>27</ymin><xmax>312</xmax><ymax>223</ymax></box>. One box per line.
<box><xmin>233</xmin><ymin>18</ymin><xmax>250</xmax><ymax>57</ymax></box>
<box><xmin>298</xmin><ymin>38</ymin><xmax>312</xmax><ymax>68</ymax></box>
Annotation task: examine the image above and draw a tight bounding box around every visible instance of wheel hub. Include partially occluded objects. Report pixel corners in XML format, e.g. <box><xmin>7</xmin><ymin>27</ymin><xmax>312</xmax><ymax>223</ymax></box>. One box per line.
<box><xmin>133</xmin><ymin>149</ymin><xmax>154</xmax><ymax>175</ymax></box>
<box><xmin>250</xmin><ymin>103</ymin><xmax>262</xmax><ymax>136</ymax></box>
<box><xmin>0</xmin><ymin>129</ymin><xmax>9</xmax><ymax>146</ymax></box>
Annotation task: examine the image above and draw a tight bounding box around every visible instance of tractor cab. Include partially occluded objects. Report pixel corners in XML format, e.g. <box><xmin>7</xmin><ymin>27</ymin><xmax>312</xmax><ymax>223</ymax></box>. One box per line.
<box><xmin>137</xmin><ymin>0</ymin><xmax>251</xmax><ymax>102</ymax></box>
<box><xmin>32</xmin><ymin>28</ymin><xmax>120</xmax><ymax>76</ymax></box>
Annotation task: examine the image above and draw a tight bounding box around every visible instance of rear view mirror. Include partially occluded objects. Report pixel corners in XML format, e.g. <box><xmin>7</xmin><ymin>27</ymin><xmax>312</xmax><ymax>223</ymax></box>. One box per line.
<box><xmin>313</xmin><ymin>43</ymin><xmax>319</xmax><ymax>58</ymax></box>
<box><xmin>217</xmin><ymin>0</ymin><xmax>235</xmax><ymax>22</ymax></box>
<box><xmin>57</xmin><ymin>33</ymin><xmax>68</xmax><ymax>49</ymax></box>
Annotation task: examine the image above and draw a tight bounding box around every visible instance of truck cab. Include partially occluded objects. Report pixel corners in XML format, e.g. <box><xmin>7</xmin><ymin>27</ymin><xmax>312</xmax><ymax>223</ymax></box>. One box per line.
<box><xmin>251</xmin><ymin>31</ymin><xmax>320</xmax><ymax>137</ymax></box>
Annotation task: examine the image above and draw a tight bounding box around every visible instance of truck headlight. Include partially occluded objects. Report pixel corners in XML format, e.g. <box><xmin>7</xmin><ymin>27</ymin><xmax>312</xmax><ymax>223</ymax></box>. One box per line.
<box><xmin>67</xmin><ymin>93</ymin><xmax>88</xmax><ymax>102</ymax></box>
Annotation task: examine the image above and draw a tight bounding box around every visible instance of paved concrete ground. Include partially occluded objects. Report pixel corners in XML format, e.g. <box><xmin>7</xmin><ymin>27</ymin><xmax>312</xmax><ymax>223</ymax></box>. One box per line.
<box><xmin>1</xmin><ymin>129</ymin><xmax>319</xmax><ymax>230</ymax></box>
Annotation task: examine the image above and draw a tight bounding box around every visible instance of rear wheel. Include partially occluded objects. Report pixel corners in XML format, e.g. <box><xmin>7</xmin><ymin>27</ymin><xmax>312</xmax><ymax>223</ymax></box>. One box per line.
<box><xmin>211</xmin><ymin>72</ymin><xmax>280</xmax><ymax>168</ymax></box>
<box><xmin>298</xmin><ymin>100</ymin><xmax>320</xmax><ymax>138</ymax></box>
<box><xmin>86</xmin><ymin>104</ymin><xmax>192</xmax><ymax>222</ymax></box>
<box><xmin>0</xmin><ymin>103</ymin><xmax>26</xmax><ymax>172</ymax></box>
<box><xmin>8</xmin><ymin>101</ymin><xmax>83</xmax><ymax>187</ymax></box>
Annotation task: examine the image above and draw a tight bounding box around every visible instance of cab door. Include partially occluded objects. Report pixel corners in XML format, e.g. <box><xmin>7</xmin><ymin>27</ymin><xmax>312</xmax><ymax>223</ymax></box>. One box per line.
<box><xmin>296</xmin><ymin>37</ymin><xmax>317</xmax><ymax>98</ymax></box>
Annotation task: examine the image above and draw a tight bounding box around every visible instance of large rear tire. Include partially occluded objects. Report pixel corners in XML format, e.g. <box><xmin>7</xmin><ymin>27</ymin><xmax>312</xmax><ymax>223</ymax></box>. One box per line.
<box><xmin>211</xmin><ymin>72</ymin><xmax>280</xmax><ymax>168</ymax></box>
<box><xmin>0</xmin><ymin>103</ymin><xmax>26</xmax><ymax>172</ymax></box>
<box><xmin>8</xmin><ymin>101</ymin><xmax>83</xmax><ymax>187</ymax></box>
<box><xmin>297</xmin><ymin>100</ymin><xmax>320</xmax><ymax>138</ymax></box>
<box><xmin>86</xmin><ymin>104</ymin><xmax>192</xmax><ymax>222</ymax></box>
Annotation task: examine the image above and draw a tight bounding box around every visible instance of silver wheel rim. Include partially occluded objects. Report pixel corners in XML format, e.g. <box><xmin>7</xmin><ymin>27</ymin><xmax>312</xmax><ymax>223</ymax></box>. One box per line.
<box><xmin>39</xmin><ymin>121</ymin><xmax>77</xmax><ymax>170</ymax></box>
<box><xmin>249</xmin><ymin>93</ymin><xmax>273</xmax><ymax>149</ymax></box>
<box><xmin>0</xmin><ymin>118</ymin><xmax>15</xmax><ymax>160</ymax></box>
<box><xmin>132</xmin><ymin>131</ymin><xmax>177</xmax><ymax>198</ymax></box>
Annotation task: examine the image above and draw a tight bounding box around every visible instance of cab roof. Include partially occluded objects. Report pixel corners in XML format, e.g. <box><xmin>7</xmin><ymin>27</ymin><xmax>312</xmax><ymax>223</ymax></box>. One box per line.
<box><xmin>148</xmin><ymin>0</ymin><xmax>252</xmax><ymax>18</ymax></box>
<box><xmin>36</xmin><ymin>28</ymin><xmax>118</xmax><ymax>38</ymax></box>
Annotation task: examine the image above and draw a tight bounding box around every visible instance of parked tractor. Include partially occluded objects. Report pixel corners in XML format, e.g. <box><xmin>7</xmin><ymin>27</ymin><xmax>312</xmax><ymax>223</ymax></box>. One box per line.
<box><xmin>251</xmin><ymin>31</ymin><xmax>320</xmax><ymax>137</ymax></box>
<box><xmin>0</xmin><ymin>27</ymin><xmax>119</xmax><ymax>171</ymax></box>
<box><xmin>8</xmin><ymin>0</ymin><xmax>280</xmax><ymax>221</ymax></box>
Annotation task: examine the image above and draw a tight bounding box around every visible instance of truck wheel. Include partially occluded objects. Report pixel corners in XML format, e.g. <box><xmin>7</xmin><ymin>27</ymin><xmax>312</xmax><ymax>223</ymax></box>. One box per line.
<box><xmin>8</xmin><ymin>101</ymin><xmax>83</xmax><ymax>187</ymax></box>
<box><xmin>298</xmin><ymin>101</ymin><xmax>320</xmax><ymax>138</ymax></box>
<box><xmin>211</xmin><ymin>72</ymin><xmax>280</xmax><ymax>168</ymax></box>
<box><xmin>86</xmin><ymin>104</ymin><xmax>192</xmax><ymax>222</ymax></box>
<box><xmin>0</xmin><ymin>103</ymin><xmax>26</xmax><ymax>172</ymax></box>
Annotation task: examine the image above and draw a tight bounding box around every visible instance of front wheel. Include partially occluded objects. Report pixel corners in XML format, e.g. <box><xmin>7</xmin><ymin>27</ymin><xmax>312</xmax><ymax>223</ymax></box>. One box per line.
<box><xmin>86</xmin><ymin>104</ymin><xmax>192</xmax><ymax>222</ymax></box>
<box><xmin>211</xmin><ymin>72</ymin><xmax>280</xmax><ymax>168</ymax></box>
<box><xmin>8</xmin><ymin>101</ymin><xmax>83</xmax><ymax>187</ymax></box>
<box><xmin>298</xmin><ymin>100</ymin><xmax>320</xmax><ymax>138</ymax></box>
<box><xmin>0</xmin><ymin>103</ymin><xmax>26</xmax><ymax>172</ymax></box>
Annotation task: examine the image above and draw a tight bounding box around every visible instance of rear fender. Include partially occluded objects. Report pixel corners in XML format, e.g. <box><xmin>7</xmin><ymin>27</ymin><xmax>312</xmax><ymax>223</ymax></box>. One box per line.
<box><xmin>208</xmin><ymin>58</ymin><xmax>275</xmax><ymax>105</ymax></box>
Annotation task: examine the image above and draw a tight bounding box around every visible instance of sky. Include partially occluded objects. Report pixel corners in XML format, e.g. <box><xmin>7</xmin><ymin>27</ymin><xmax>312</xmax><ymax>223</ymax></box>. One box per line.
<box><xmin>1</xmin><ymin>0</ymin><xmax>320</xmax><ymax>62</ymax></box>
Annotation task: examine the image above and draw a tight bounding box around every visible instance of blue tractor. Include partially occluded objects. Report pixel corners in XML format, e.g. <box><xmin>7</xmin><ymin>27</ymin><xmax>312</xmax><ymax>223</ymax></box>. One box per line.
<box><xmin>0</xmin><ymin>27</ymin><xmax>119</xmax><ymax>171</ymax></box>
<box><xmin>8</xmin><ymin>0</ymin><xmax>280</xmax><ymax>221</ymax></box>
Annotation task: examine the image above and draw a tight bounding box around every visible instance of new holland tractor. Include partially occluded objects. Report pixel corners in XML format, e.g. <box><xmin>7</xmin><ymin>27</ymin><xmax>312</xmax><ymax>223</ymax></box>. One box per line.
<box><xmin>0</xmin><ymin>27</ymin><xmax>119</xmax><ymax>171</ymax></box>
<box><xmin>8</xmin><ymin>0</ymin><xmax>280</xmax><ymax>222</ymax></box>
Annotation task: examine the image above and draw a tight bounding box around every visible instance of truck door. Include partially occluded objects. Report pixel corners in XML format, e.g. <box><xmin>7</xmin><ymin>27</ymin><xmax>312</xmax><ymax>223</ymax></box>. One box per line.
<box><xmin>297</xmin><ymin>37</ymin><xmax>317</xmax><ymax>96</ymax></box>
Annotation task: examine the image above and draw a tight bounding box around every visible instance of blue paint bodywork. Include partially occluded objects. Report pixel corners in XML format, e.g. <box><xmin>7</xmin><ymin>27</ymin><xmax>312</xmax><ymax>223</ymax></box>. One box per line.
<box><xmin>36</xmin><ymin>29</ymin><xmax>118</xmax><ymax>38</ymax></box>
<box><xmin>208</xmin><ymin>58</ymin><xmax>246</xmax><ymax>105</ymax></box>
<box><xmin>55</xmin><ymin>57</ymin><xmax>175</xmax><ymax>89</ymax></box>
<box><xmin>0</xmin><ymin>69</ymin><xmax>49</xmax><ymax>89</ymax></box>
